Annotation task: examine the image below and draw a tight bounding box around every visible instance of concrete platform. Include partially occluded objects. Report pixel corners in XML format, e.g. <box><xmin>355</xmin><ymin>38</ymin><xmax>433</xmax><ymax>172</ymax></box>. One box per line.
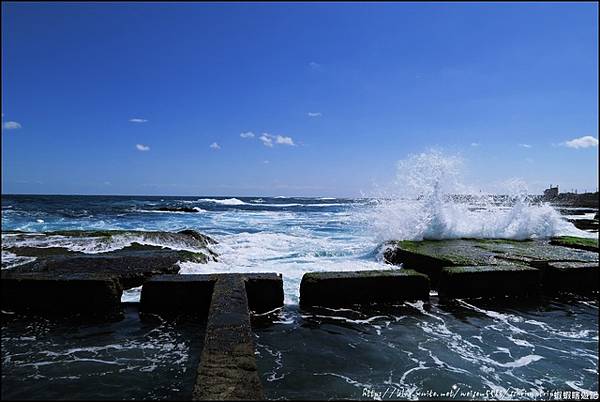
<box><xmin>140</xmin><ymin>273</ymin><xmax>283</xmax><ymax>315</ymax></box>
<box><xmin>140</xmin><ymin>274</ymin><xmax>215</xmax><ymax>315</ymax></box>
<box><xmin>139</xmin><ymin>273</ymin><xmax>283</xmax><ymax>400</ymax></box>
<box><xmin>192</xmin><ymin>275</ymin><xmax>267</xmax><ymax>400</ymax></box>
<box><xmin>243</xmin><ymin>273</ymin><xmax>285</xmax><ymax>313</ymax></box>
<box><xmin>438</xmin><ymin>265</ymin><xmax>541</xmax><ymax>299</ymax></box>
<box><xmin>541</xmin><ymin>262</ymin><xmax>599</xmax><ymax>293</ymax></box>
<box><xmin>299</xmin><ymin>269</ymin><xmax>430</xmax><ymax>308</ymax></box>
<box><xmin>1</xmin><ymin>272</ymin><xmax>123</xmax><ymax>317</ymax></box>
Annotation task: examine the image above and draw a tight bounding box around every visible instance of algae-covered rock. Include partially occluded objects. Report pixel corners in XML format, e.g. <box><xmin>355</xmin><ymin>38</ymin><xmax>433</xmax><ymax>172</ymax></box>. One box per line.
<box><xmin>2</xmin><ymin>230</ymin><xmax>218</xmax><ymax>289</ymax></box>
<box><xmin>383</xmin><ymin>239</ymin><xmax>524</xmax><ymax>286</ymax></box>
<box><xmin>439</xmin><ymin>265</ymin><xmax>541</xmax><ymax>299</ymax></box>
<box><xmin>550</xmin><ymin>236</ymin><xmax>599</xmax><ymax>252</ymax></box>
<box><xmin>384</xmin><ymin>238</ymin><xmax>598</xmax><ymax>290</ymax></box>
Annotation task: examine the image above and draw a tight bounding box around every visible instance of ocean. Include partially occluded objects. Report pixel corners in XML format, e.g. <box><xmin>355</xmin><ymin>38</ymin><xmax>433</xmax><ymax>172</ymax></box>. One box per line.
<box><xmin>1</xmin><ymin>193</ymin><xmax>598</xmax><ymax>399</ymax></box>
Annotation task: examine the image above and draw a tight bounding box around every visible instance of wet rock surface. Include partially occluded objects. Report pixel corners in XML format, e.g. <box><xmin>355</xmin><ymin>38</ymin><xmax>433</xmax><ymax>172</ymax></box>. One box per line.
<box><xmin>155</xmin><ymin>206</ymin><xmax>201</xmax><ymax>213</ymax></box>
<box><xmin>300</xmin><ymin>270</ymin><xmax>430</xmax><ymax>308</ymax></box>
<box><xmin>549</xmin><ymin>236</ymin><xmax>599</xmax><ymax>252</ymax></box>
<box><xmin>439</xmin><ymin>265</ymin><xmax>541</xmax><ymax>299</ymax></box>
<box><xmin>384</xmin><ymin>237</ymin><xmax>599</xmax><ymax>294</ymax></box>
<box><xmin>540</xmin><ymin>261</ymin><xmax>599</xmax><ymax>293</ymax></box>
<box><xmin>2</xmin><ymin>230</ymin><xmax>217</xmax><ymax>289</ymax></box>
<box><xmin>193</xmin><ymin>275</ymin><xmax>267</xmax><ymax>400</ymax></box>
<box><xmin>140</xmin><ymin>273</ymin><xmax>283</xmax><ymax>315</ymax></box>
<box><xmin>1</xmin><ymin>272</ymin><xmax>123</xmax><ymax>317</ymax></box>
<box><xmin>568</xmin><ymin>218</ymin><xmax>599</xmax><ymax>231</ymax></box>
<box><xmin>141</xmin><ymin>274</ymin><xmax>216</xmax><ymax>315</ymax></box>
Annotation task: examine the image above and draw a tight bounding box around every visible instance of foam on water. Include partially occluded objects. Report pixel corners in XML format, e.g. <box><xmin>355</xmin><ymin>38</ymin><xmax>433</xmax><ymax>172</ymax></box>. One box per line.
<box><xmin>367</xmin><ymin>150</ymin><xmax>593</xmax><ymax>241</ymax></box>
<box><xmin>1</xmin><ymin>250</ymin><xmax>36</xmax><ymax>270</ymax></box>
<box><xmin>2</xmin><ymin>231</ymin><xmax>213</xmax><ymax>255</ymax></box>
<box><xmin>198</xmin><ymin>198</ymin><xmax>247</xmax><ymax>205</ymax></box>
<box><xmin>178</xmin><ymin>229</ymin><xmax>388</xmax><ymax>305</ymax></box>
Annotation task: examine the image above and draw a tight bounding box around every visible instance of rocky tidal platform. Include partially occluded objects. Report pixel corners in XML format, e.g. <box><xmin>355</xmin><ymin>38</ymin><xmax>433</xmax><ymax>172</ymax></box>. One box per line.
<box><xmin>384</xmin><ymin>237</ymin><xmax>598</xmax><ymax>297</ymax></box>
<box><xmin>2</xmin><ymin>229</ymin><xmax>217</xmax><ymax>289</ymax></box>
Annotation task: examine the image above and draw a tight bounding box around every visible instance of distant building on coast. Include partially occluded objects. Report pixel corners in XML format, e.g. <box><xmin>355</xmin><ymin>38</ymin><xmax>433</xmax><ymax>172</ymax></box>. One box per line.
<box><xmin>543</xmin><ymin>185</ymin><xmax>559</xmax><ymax>199</ymax></box>
<box><xmin>540</xmin><ymin>184</ymin><xmax>599</xmax><ymax>208</ymax></box>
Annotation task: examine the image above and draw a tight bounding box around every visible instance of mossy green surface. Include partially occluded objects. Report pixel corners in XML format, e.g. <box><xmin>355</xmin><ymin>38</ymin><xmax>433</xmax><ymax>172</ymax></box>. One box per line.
<box><xmin>302</xmin><ymin>269</ymin><xmax>426</xmax><ymax>283</ymax></box>
<box><xmin>443</xmin><ymin>265</ymin><xmax>536</xmax><ymax>275</ymax></box>
<box><xmin>550</xmin><ymin>236</ymin><xmax>598</xmax><ymax>252</ymax></box>
<box><xmin>390</xmin><ymin>238</ymin><xmax>598</xmax><ymax>267</ymax></box>
<box><xmin>390</xmin><ymin>239</ymin><xmax>516</xmax><ymax>266</ymax></box>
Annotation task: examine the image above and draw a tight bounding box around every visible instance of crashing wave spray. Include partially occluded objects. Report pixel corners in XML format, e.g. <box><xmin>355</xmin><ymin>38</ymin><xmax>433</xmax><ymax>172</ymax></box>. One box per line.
<box><xmin>369</xmin><ymin>150</ymin><xmax>587</xmax><ymax>241</ymax></box>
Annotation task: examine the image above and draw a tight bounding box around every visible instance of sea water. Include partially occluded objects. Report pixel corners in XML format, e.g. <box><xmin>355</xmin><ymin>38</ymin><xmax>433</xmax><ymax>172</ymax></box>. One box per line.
<box><xmin>1</xmin><ymin>151</ymin><xmax>598</xmax><ymax>399</ymax></box>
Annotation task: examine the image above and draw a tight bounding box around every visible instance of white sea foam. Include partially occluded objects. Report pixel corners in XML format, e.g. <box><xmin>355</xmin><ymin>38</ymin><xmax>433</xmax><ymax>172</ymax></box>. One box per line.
<box><xmin>1</xmin><ymin>250</ymin><xmax>37</xmax><ymax>269</ymax></box>
<box><xmin>137</xmin><ymin>208</ymin><xmax>206</xmax><ymax>214</ymax></box>
<box><xmin>198</xmin><ymin>198</ymin><xmax>247</xmax><ymax>206</ymax></box>
<box><xmin>178</xmin><ymin>230</ymin><xmax>389</xmax><ymax>304</ymax></box>
<box><xmin>259</xmin><ymin>203</ymin><xmax>303</xmax><ymax>207</ymax></box>
<box><xmin>1</xmin><ymin>232</ymin><xmax>213</xmax><ymax>256</ymax></box>
<box><xmin>367</xmin><ymin>150</ymin><xmax>594</xmax><ymax>241</ymax></box>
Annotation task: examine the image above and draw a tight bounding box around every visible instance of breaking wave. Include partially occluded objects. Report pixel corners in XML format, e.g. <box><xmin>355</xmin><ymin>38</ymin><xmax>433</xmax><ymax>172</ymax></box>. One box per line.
<box><xmin>368</xmin><ymin>150</ymin><xmax>592</xmax><ymax>241</ymax></box>
<box><xmin>1</xmin><ymin>230</ymin><xmax>215</xmax><ymax>256</ymax></box>
<box><xmin>198</xmin><ymin>198</ymin><xmax>247</xmax><ymax>206</ymax></box>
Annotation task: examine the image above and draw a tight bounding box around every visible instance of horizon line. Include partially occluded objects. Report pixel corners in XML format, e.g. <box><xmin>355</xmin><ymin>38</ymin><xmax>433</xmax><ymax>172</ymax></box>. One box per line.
<box><xmin>3</xmin><ymin>191</ymin><xmax>597</xmax><ymax>198</ymax></box>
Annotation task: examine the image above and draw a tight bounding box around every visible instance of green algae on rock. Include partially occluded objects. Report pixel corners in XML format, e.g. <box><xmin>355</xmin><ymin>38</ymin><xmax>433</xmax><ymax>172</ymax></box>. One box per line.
<box><xmin>1</xmin><ymin>230</ymin><xmax>218</xmax><ymax>289</ymax></box>
<box><xmin>384</xmin><ymin>238</ymin><xmax>598</xmax><ymax>292</ymax></box>
<box><xmin>549</xmin><ymin>236</ymin><xmax>599</xmax><ymax>252</ymax></box>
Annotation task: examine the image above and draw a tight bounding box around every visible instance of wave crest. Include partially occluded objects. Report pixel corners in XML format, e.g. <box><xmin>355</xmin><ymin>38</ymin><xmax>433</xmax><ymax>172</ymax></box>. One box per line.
<box><xmin>198</xmin><ymin>198</ymin><xmax>247</xmax><ymax>206</ymax></box>
<box><xmin>368</xmin><ymin>150</ymin><xmax>590</xmax><ymax>241</ymax></box>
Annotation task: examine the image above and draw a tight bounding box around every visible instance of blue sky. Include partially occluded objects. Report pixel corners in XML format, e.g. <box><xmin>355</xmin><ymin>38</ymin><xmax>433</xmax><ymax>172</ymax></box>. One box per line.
<box><xmin>2</xmin><ymin>2</ymin><xmax>598</xmax><ymax>197</ymax></box>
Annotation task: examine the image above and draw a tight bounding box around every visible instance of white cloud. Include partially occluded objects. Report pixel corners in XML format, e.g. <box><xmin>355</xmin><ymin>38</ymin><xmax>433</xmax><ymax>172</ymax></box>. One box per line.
<box><xmin>259</xmin><ymin>133</ymin><xmax>273</xmax><ymax>147</ymax></box>
<box><xmin>275</xmin><ymin>135</ymin><xmax>295</xmax><ymax>146</ymax></box>
<box><xmin>3</xmin><ymin>121</ymin><xmax>22</xmax><ymax>130</ymax></box>
<box><xmin>307</xmin><ymin>112</ymin><xmax>322</xmax><ymax>117</ymax></box>
<box><xmin>263</xmin><ymin>160</ymin><xmax>270</xmax><ymax>164</ymax></box>
<box><xmin>470</xmin><ymin>142</ymin><xmax>480</xmax><ymax>147</ymax></box>
<box><xmin>308</xmin><ymin>61</ymin><xmax>321</xmax><ymax>70</ymax></box>
<box><xmin>563</xmin><ymin>135</ymin><xmax>598</xmax><ymax>149</ymax></box>
<box><xmin>240</xmin><ymin>131</ymin><xmax>255</xmax><ymax>138</ymax></box>
<box><xmin>209</xmin><ymin>142</ymin><xmax>221</xmax><ymax>150</ymax></box>
<box><xmin>129</xmin><ymin>118</ymin><xmax>148</xmax><ymax>123</ymax></box>
<box><xmin>518</xmin><ymin>143</ymin><xmax>532</xmax><ymax>148</ymax></box>
<box><xmin>259</xmin><ymin>133</ymin><xmax>296</xmax><ymax>147</ymax></box>
<box><xmin>136</xmin><ymin>144</ymin><xmax>150</xmax><ymax>151</ymax></box>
